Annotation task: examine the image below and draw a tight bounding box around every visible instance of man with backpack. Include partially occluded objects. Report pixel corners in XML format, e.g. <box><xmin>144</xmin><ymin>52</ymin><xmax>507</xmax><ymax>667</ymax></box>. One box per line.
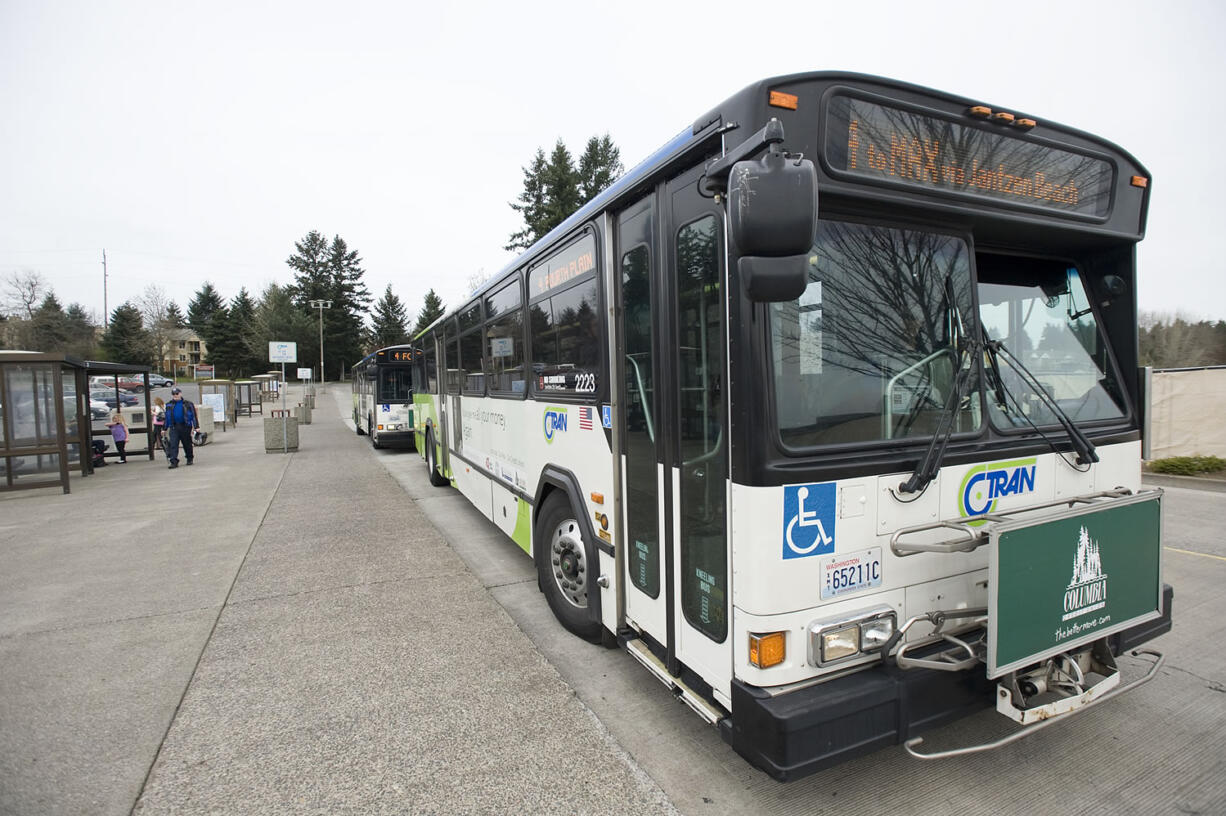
<box><xmin>164</xmin><ymin>387</ymin><xmax>199</xmax><ymax>469</ymax></box>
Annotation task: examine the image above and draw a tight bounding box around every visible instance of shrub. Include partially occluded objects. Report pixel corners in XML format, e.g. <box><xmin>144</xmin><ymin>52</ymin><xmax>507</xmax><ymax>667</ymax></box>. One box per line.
<box><xmin>1148</xmin><ymin>455</ymin><xmax>1226</xmax><ymax>475</ymax></box>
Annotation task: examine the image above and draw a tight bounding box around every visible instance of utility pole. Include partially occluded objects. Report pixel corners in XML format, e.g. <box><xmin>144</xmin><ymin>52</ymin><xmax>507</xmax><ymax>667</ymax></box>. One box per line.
<box><xmin>307</xmin><ymin>299</ymin><xmax>332</xmax><ymax>382</ymax></box>
<box><xmin>102</xmin><ymin>249</ymin><xmax>108</xmax><ymax>327</ymax></box>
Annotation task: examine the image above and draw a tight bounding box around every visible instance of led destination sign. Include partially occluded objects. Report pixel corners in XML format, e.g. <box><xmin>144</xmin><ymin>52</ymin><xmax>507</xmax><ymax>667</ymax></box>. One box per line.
<box><xmin>825</xmin><ymin>95</ymin><xmax>1114</xmax><ymax>217</ymax></box>
<box><xmin>530</xmin><ymin>234</ymin><xmax>596</xmax><ymax>300</ymax></box>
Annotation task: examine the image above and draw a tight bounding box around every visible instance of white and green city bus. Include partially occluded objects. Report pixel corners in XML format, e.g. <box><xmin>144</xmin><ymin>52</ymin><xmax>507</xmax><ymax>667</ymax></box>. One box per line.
<box><xmin>352</xmin><ymin>344</ymin><xmax>418</xmax><ymax>449</ymax></box>
<box><xmin>408</xmin><ymin>72</ymin><xmax>1170</xmax><ymax>779</ymax></box>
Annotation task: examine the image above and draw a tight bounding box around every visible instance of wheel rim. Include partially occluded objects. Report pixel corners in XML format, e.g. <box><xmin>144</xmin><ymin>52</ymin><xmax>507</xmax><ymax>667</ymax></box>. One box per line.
<box><xmin>549</xmin><ymin>517</ymin><xmax>588</xmax><ymax>609</ymax></box>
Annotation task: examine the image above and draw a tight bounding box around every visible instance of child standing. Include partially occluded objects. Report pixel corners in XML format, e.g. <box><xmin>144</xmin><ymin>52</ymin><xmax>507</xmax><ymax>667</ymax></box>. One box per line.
<box><xmin>152</xmin><ymin>397</ymin><xmax>166</xmax><ymax>453</ymax></box>
<box><xmin>107</xmin><ymin>410</ymin><xmax>129</xmax><ymax>463</ymax></box>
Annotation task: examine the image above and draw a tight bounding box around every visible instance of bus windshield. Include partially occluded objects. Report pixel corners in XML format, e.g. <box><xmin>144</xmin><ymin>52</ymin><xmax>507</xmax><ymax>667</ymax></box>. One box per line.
<box><xmin>378</xmin><ymin>367</ymin><xmax>413</xmax><ymax>402</ymax></box>
<box><xmin>977</xmin><ymin>260</ymin><xmax>1126</xmax><ymax>427</ymax></box>
<box><xmin>769</xmin><ymin>220</ymin><xmax>978</xmax><ymax>448</ymax></box>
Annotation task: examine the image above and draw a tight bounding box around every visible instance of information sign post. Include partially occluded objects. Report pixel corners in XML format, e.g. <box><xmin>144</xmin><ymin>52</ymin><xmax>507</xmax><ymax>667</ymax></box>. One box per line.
<box><xmin>269</xmin><ymin>342</ymin><xmax>298</xmax><ymax>453</ymax></box>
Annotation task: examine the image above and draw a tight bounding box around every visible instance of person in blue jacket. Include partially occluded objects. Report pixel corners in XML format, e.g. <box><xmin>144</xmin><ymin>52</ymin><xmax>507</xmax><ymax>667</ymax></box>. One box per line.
<box><xmin>164</xmin><ymin>387</ymin><xmax>199</xmax><ymax>469</ymax></box>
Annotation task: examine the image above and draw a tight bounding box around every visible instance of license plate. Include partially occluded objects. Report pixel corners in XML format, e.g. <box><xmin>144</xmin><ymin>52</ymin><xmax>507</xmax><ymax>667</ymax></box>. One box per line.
<box><xmin>819</xmin><ymin>548</ymin><xmax>883</xmax><ymax>600</ymax></box>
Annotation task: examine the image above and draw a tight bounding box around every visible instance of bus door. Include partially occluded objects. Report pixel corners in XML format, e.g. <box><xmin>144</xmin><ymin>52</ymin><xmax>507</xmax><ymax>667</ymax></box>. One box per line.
<box><xmin>441</xmin><ymin>326</ymin><xmax>458</xmax><ymax>477</ymax></box>
<box><xmin>619</xmin><ymin>165</ymin><xmax>730</xmax><ymax>692</ymax></box>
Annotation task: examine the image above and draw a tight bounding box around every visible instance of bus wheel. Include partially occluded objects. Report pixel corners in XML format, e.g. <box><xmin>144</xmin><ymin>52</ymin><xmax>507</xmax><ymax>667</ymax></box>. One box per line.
<box><xmin>536</xmin><ymin>493</ymin><xmax>601</xmax><ymax>640</ymax></box>
<box><xmin>355</xmin><ymin>410</ymin><xmax>365</xmax><ymax>435</ymax></box>
<box><xmin>425</xmin><ymin>430</ymin><xmax>449</xmax><ymax>487</ymax></box>
<box><xmin>370</xmin><ymin>415</ymin><xmax>382</xmax><ymax>449</ymax></box>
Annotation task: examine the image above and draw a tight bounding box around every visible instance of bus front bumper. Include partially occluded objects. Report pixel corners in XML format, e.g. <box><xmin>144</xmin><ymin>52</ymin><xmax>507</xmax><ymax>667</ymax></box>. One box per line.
<box><xmin>720</xmin><ymin>584</ymin><xmax>1173</xmax><ymax>781</ymax></box>
<box><xmin>373</xmin><ymin>429</ymin><xmax>417</xmax><ymax>449</ymax></box>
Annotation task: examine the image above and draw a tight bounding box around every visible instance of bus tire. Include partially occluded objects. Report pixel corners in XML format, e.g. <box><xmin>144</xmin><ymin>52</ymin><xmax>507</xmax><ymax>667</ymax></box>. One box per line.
<box><xmin>354</xmin><ymin>410</ymin><xmax>365</xmax><ymax>435</ymax></box>
<box><xmin>425</xmin><ymin>430</ymin><xmax>449</xmax><ymax>487</ymax></box>
<box><xmin>370</xmin><ymin>414</ymin><xmax>382</xmax><ymax>449</ymax></box>
<box><xmin>536</xmin><ymin>492</ymin><xmax>601</xmax><ymax>641</ymax></box>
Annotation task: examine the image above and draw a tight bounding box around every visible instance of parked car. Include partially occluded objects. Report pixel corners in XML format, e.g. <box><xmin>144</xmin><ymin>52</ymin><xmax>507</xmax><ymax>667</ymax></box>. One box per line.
<box><xmin>90</xmin><ymin>389</ymin><xmax>139</xmax><ymax>408</ymax></box>
<box><xmin>91</xmin><ymin>375</ymin><xmax>146</xmax><ymax>392</ymax></box>
<box><xmin>145</xmin><ymin>373</ymin><xmax>175</xmax><ymax>389</ymax></box>
<box><xmin>89</xmin><ymin>399</ymin><xmax>111</xmax><ymax>420</ymax></box>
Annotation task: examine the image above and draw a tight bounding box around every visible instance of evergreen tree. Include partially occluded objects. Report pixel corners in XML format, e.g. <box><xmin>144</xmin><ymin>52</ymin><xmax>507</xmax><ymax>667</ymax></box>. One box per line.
<box><xmin>285</xmin><ymin>231</ymin><xmax>373</xmax><ymax>379</ymax></box>
<box><xmin>99</xmin><ymin>303</ymin><xmax>153</xmax><ymax>366</ymax></box>
<box><xmin>165</xmin><ymin>302</ymin><xmax>187</xmax><ymax>328</ymax></box>
<box><xmin>505</xmin><ymin>149</ymin><xmax>549</xmax><ymax>252</ymax></box>
<box><xmin>577</xmin><ymin>134</ymin><xmax>623</xmax><ymax>202</ymax></box>
<box><xmin>208</xmin><ymin>289</ymin><xmax>258</xmax><ymax>378</ymax></box>
<box><xmin>63</xmin><ymin>303</ymin><xmax>97</xmax><ymax>358</ymax></box>
<box><xmin>29</xmin><ymin>294</ymin><xmax>69</xmax><ymax>352</ymax></box>
<box><xmin>326</xmin><ymin>235</ymin><xmax>372</xmax><ymax>375</ymax></box>
<box><xmin>542</xmin><ymin>139</ymin><xmax>582</xmax><ymax>235</ymax></box>
<box><xmin>369</xmin><ymin>285</ymin><xmax>410</xmax><ymax>350</ymax></box>
<box><xmin>252</xmin><ymin>283</ymin><xmax>314</xmax><ymax>360</ymax></box>
<box><xmin>506</xmin><ymin>135</ymin><xmax>622</xmax><ymax>251</ymax></box>
<box><xmin>186</xmin><ymin>282</ymin><xmax>226</xmax><ymax>350</ymax></box>
<box><xmin>413</xmin><ymin>289</ymin><xmax>446</xmax><ymax>337</ymax></box>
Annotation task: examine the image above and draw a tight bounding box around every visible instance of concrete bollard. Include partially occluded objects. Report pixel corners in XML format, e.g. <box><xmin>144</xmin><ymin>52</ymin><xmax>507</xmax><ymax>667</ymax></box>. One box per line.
<box><xmin>294</xmin><ymin>404</ymin><xmax>312</xmax><ymax>425</ymax></box>
<box><xmin>264</xmin><ymin>415</ymin><xmax>299</xmax><ymax>453</ymax></box>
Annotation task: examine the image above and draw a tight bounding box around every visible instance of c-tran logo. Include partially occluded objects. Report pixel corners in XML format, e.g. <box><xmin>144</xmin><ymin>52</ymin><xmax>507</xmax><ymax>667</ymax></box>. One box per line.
<box><xmin>959</xmin><ymin>458</ymin><xmax>1037</xmax><ymax>518</ymax></box>
<box><xmin>543</xmin><ymin>406</ymin><xmax>568</xmax><ymax>443</ymax></box>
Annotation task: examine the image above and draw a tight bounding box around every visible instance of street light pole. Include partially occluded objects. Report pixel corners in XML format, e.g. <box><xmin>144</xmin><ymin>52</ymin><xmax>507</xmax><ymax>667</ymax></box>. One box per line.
<box><xmin>307</xmin><ymin>300</ymin><xmax>332</xmax><ymax>382</ymax></box>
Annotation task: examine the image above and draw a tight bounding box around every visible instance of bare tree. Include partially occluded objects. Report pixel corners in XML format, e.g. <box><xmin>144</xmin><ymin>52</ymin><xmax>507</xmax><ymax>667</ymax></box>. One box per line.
<box><xmin>3</xmin><ymin>270</ymin><xmax>47</xmax><ymax>319</ymax></box>
<box><xmin>137</xmin><ymin>284</ymin><xmax>175</xmax><ymax>373</ymax></box>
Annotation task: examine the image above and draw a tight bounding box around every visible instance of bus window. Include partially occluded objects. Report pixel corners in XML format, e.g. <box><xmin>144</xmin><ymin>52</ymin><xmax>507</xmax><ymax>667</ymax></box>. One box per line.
<box><xmin>378</xmin><ymin>367</ymin><xmax>413</xmax><ymax>402</ymax></box>
<box><xmin>529</xmin><ymin>234</ymin><xmax>600</xmax><ymax>397</ymax></box>
<box><xmin>424</xmin><ymin>343</ymin><xmax>438</xmax><ymax>394</ymax></box>
<box><xmin>676</xmin><ymin>214</ymin><xmax>727</xmax><ymax>642</ymax></box>
<box><xmin>977</xmin><ymin>259</ymin><xmax>1126</xmax><ymax>427</ymax></box>
<box><xmin>460</xmin><ymin>329</ymin><xmax>485</xmax><ymax>394</ymax></box>
<box><xmin>769</xmin><ymin>220</ymin><xmax>977</xmax><ymax>448</ymax></box>
<box><xmin>486</xmin><ymin>279</ymin><xmax>525</xmax><ymax>394</ymax></box>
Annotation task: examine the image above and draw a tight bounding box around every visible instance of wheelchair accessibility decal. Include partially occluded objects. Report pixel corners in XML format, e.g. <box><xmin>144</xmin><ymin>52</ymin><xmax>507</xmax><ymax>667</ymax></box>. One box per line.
<box><xmin>782</xmin><ymin>482</ymin><xmax>836</xmax><ymax>559</ymax></box>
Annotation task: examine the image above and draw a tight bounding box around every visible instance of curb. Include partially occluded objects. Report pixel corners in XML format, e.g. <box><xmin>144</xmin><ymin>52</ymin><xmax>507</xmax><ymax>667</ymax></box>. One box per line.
<box><xmin>1142</xmin><ymin>473</ymin><xmax>1226</xmax><ymax>493</ymax></box>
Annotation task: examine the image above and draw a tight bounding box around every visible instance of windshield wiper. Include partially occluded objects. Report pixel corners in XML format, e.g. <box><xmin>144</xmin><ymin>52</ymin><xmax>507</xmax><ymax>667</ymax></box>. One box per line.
<box><xmin>898</xmin><ymin>276</ymin><xmax>974</xmax><ymax>495</ymax></box>
<box><xmin>897</xmin><ymin>345</ymin><xmax>975</xmax><ymax>495</ymax></box>
<box><xmin>986</xmin><ymin>339</ymin><xmax>1099</xmax><ymax>465</ymax></box>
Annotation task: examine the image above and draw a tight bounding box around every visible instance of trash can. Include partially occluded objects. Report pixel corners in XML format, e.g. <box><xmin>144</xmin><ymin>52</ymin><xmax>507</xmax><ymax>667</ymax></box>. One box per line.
<box><xmin>264</xmin><ymin>414</ymin><xmax>299</xmax><ymax>453</ymax></box>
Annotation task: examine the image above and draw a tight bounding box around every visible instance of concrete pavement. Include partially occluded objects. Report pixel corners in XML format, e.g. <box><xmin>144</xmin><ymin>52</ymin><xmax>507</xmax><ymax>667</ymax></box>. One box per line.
<box><xmin>0</xmin><ymin>384</ymin><xmax>674</xmax><ymax>815</ymax></box>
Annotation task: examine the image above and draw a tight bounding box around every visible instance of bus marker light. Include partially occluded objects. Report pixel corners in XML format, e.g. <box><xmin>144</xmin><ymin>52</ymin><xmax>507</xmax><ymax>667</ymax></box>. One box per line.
<box><xmin>1014</xmin><ymin>118</ymin><xmax>1037</xmax><ymax>130</ymax></box>
<box><xmin>377</xmin><ymin>424</ymin><xmax>384</xmax><ymax>430</ymax></box>
<box><xmin>992</xmin><ymin>111</ymin><xmax>1015</xmax><ymax>124</ymax></box>
<box><xmin>590</xmin><ymin>492</ymin><xmax>605</xmax><ymax>505</ymax></box>
<box><xmin>749</xmin><ymin>632</ymin><xmax>786</xmax><ymax>668</ymax></box>
<box><xmin>1131</xmin><ymin>175</ymin><xmax>1149</xmax><ymax>188</ymax></box>
<box><xmin>769</xmin><ymin>91</ymin><xmax>798</xmax><ymax>110</ymax></box>
<box><xmin>968</xmin><ymin>105</ymin><xmax>992</xmax><ymax>118</ymax></box>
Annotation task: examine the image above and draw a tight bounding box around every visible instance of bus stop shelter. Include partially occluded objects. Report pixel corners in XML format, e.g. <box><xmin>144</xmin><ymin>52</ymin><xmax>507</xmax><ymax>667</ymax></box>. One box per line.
<box><xmin>234</xmin><ymin>379</ymin><xmax>262</xmax><ymax>417</ymax></box>
<box><xmin>0</xmin><ymin>351</ymin><xmax>92</xmax><ymax>493</ymax></box>
<box><xmin>0</xmin><ymin>353</ymin><xmax>160</xmax><ymax>493</ymax></box>
<box><xmin>197</xmin><ymin>378</ymin><xmax>237</xmax><ymax>430</ymax></box>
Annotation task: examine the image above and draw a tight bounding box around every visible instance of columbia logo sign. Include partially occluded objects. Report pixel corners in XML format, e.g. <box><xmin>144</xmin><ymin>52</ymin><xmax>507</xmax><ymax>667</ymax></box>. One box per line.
<box><xmin>959</xmin><ymin>459</ymin><xmax>1037</xmax><ymax>517</ymax></box>
<box><xmin>543</xmin><ymin>407</ymin><xmax>568</xmax><ymax>443</ymax></box>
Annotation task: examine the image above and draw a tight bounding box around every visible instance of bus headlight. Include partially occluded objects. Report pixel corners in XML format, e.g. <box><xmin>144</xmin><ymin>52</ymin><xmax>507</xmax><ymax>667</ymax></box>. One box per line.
<box><xmin>808</xmin><ymin>607</ymin><xmax>897</xmax><ymax>667</ymax></box>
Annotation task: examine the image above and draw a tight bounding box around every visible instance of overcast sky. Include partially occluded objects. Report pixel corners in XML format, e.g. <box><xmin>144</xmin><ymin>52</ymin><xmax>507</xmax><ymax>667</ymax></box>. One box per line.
<box><xmin>3</xmin><ymin>0</ymin><xmax>1225</xmax><ymax>328</ymax></box>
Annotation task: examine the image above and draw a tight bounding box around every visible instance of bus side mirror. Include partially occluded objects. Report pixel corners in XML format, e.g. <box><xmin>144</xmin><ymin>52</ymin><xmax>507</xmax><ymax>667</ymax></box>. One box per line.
<box><xmin>739</xmin><ymin>255</ymin><xmax>811</xmax><ymax>302</ymax></box>
<box><xmin>728</xmin><ymin>149</ymin><xmax>817</xmax><ymax>302</ymax></box>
